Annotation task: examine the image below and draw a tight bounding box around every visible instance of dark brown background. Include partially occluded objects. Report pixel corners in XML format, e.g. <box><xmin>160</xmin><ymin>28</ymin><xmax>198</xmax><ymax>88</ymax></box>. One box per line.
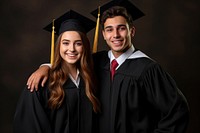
<box><xmin>0</xmin><ymin>0</ymin><xmax>199</xmax><ymax>132</ymax></box>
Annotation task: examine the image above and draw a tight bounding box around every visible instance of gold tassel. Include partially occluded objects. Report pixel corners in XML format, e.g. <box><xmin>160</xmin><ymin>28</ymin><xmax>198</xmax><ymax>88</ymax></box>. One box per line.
<box><xmin>50</xmin><ymin>19</ymin><xmax>55</xmax><ymax>65</ymax></box>
<box><xmin>92</xmin><ymin>6</ymin><xmax>100</xmax><ymax>53</ymax></box>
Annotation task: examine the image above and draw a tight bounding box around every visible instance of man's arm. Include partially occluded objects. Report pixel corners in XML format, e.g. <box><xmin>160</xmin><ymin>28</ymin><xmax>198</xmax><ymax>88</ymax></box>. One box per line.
<box><xmin>27</xmin><ymin>65</ymin><xmax>50</xmax><ymax>92</ymax></box>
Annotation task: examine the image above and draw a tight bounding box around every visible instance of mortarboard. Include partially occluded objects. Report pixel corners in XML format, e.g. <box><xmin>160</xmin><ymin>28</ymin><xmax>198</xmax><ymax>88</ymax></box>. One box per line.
<box><xmin>44</xmin><ymin>10</ymin><xmax>96</xmax><ymax>35</ymax></box>
<box><xmin>91</xmin><ymin>0</ymin><xmax>145</xmax><ymax>21</ymax></box>
<box><xmin>43</xmin><ymin>10</ymin><xmax>96</xmax><ymax>64</ymax></box>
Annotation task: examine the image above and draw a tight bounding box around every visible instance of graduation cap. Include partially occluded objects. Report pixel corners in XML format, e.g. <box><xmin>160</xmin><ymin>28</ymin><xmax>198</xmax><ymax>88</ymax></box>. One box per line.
<box><xmin>44</xmin><ymin>10</ymin><xmax>96</xmax><ymax>35</ymax></box>
<box><xmin>43</xmin><ymin>10</ymin><xmax>96</xmax><ymax>64</ymax></box>
<box><xmin>91</xmin><ymin>0</ymin><xmax>145</xmax><ymax>53</ymax></box>
<box><xmin>91</xmin><ymin>0</ymin><xmax>145</xmax><ymax>21</ymax></box>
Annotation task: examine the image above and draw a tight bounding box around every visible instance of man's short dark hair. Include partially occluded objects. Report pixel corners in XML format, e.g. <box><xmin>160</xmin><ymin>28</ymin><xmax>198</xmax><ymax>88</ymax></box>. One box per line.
<box><xmin>101</xmin><ymin>6</ymin><xmax>134</xmax><ymax>29</ymax></box>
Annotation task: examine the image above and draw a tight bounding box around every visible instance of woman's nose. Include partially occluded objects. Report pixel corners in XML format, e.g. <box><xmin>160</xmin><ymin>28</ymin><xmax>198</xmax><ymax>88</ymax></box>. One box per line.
<box><xmin>68</xmin><ymin>44</ymin><xmax>75</xmax><ymax>51</ymax></box>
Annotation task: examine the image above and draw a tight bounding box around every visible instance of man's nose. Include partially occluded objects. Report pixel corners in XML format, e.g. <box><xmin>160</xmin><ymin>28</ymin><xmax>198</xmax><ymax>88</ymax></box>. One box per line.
<box><xmin>113</xmin><ymin>29</ymin><xmax>120</xmax><ymax>38</ymax></box>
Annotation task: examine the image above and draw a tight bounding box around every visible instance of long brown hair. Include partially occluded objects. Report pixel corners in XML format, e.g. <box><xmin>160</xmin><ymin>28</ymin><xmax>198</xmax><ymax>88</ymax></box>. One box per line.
<box><xmin>48</xmin><ymin>31</ymin><xmax>100</xmax><ymax>113</ymax></box>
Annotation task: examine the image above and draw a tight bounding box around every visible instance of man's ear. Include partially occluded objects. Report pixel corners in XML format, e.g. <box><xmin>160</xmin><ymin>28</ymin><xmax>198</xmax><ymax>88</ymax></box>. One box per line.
<box><xmin>130</xmin><ymin>26</ymin><xmax>136</xmax><ymax>37</ymax></box>
<box><xmin>102</xmin><ymin>30</ymin><xmax>106</xmax><ymax>40</ymax></box>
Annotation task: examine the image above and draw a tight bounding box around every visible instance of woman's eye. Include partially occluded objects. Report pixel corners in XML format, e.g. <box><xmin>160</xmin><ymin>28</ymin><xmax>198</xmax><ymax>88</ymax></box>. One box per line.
<box><xmin>62</xmin><ymin>42</ymin><xmax>69</xmax><ymax>45</ymax></box>
<box><xmin>75</xmin><ymin>42</ymin><xmax>82</xmax><ymax>46</ymax></box>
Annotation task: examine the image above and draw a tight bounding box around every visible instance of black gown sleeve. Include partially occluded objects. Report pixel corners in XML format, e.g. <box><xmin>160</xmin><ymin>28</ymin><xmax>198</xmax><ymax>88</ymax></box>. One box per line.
<box><xmin>13</xmin><ymin>86</ymin><xmax>52</xmax><ymax>133</ymax></box>
<box><xmin>140</xmin><ymin>64</ymin><xmax>189</xmax><ymax>133</ymax></box>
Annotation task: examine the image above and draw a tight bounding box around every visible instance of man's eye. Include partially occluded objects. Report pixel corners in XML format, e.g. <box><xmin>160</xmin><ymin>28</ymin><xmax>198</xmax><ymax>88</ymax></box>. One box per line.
<box><xmin>105</xmin><ymin>28</ymin><xmax>113</xmax><ymax>32</ymax></box>
<box><xmin>119</xmin><ymin>27</ymin><xmax>126</xmax><ymax>31</ymax></box>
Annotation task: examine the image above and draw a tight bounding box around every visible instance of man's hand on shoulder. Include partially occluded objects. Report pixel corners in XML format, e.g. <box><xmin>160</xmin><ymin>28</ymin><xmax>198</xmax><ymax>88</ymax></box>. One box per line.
<box><xmin>27</xmin><ymin>65</ymin><xmax>50</xmax><ymax>92</ymax></box>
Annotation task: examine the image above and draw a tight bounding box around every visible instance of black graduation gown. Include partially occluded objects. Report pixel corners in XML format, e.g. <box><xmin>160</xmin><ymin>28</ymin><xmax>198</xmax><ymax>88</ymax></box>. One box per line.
<box><xmin>93</xmin><ymin>50</ymin><xmax>189</xmax><ymax>133</ymax></box>
<box><xmin>13</xmin><ymin>77</ymin><xmax>94</xmax><ymax>133</ymax></box>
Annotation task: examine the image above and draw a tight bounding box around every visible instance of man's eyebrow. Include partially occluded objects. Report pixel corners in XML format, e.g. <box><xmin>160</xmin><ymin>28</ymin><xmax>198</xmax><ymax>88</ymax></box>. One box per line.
<box><xmin>104</xmin><ymin>25</ymin><xmax>113</xmax><ymax>29</ymax></box>
<box><xmin>104</xmin><ymin>24</ymin><xmax>127</xmax><ymax>29</ymax></box>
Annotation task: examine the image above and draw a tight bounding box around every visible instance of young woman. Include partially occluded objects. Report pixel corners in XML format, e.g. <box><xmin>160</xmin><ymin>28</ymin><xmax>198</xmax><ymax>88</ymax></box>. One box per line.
<box><xmin>13</xmin><ymin>10</ymin><xmax>100</xmax><ymax>133</ymax></box>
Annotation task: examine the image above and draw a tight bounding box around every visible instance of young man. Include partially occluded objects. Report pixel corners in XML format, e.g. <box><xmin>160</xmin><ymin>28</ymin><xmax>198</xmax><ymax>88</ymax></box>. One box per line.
<box><xmin>27</xmin><ymin>1</ymin><xmax>189</xmax><ymax>133</ymax></box>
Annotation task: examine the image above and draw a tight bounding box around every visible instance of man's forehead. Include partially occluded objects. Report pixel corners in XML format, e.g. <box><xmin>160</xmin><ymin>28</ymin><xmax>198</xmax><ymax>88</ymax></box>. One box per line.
<box><xmin>104</xmin><ymin>16</ymin><xmax>128</xmax><ymax>28</ymax></box>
